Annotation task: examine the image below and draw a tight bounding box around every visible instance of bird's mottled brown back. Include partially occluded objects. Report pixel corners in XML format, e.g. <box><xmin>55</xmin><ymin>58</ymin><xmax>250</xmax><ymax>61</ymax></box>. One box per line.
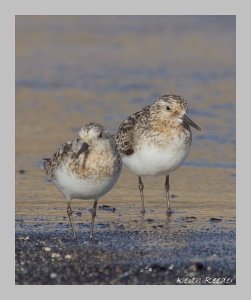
<box><xmin>43</xmin><ymin>141</ymin><xmax>75</xmax><ymax>179</ymax></box>
<box><xmin>115</xmin><ymin>106</ymin><xmax>150</xmax><ymax>156</ymax></box>
<box><xmin>43</xmin><ymin>135</ymin><xmax>121</xmax><ymax>180</ymax></box>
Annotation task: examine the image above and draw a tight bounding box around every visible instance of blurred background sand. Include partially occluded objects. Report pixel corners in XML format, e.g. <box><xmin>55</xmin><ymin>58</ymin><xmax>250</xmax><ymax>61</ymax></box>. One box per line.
<box><xmin>16</xmin><ymin>15</ymin><xmax>235</xmax><ymax>218</ymax></box>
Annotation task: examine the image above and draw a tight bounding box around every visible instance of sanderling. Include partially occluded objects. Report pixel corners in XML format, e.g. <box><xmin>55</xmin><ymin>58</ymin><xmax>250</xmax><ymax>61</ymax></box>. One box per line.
<box><xmin>115</xmin><ymin>94</ymin><xmax>201</xmax><ymax>214</ymax></box>
<box><xmin>42</xmin><ymin>122</ymin><xmax>122</xmax><ymax>239</ymax></box>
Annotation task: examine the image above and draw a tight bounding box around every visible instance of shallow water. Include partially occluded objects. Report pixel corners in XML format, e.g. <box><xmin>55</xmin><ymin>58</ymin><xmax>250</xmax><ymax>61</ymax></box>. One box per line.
<box><xmin>15</xmin><ymin>16</ymin><xmax>236</xmax><ymax>284</ymax></box>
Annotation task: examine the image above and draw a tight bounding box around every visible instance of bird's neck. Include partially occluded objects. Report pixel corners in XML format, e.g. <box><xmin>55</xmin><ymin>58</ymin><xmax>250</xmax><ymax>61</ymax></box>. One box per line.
<box><xmin>150</xmin><ymin>115</ymin><xmax>181</xmax><ymax>134</ymax></box>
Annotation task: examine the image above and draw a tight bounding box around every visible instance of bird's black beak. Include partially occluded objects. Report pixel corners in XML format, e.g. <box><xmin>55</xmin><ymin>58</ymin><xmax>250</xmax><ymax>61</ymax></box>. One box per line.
<box><xmin>76</xmin><ymin>142</ymin><xmax>89</xmax><ymax>157</ymax></box>
<box><xmin>182</xmin><ymin>114</ymin><xmax>201</xmax><ymax>131</ymax></box>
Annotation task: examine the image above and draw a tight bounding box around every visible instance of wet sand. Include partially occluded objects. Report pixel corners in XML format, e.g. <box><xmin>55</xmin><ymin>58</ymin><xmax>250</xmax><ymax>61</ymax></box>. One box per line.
<box><xmin>16</xmin><ymin>166</ymin><xmax>235</xmax><ymax>284</ymax></box>
<box><xmin>15</xmin><ymin>16</ymin><xmax>236</xmax><ymax>284</ymax></box>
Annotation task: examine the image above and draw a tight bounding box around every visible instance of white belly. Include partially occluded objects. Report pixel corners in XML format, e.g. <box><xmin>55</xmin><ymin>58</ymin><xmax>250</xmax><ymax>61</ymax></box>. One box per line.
<box><xmin>122</xmin><ymin>143</ymin><xmax>190</xmax><ymax>176</ymax></box>
<box><xmin>53</xmin><ymin>165</ymin><xmax>121</xmax><ymax>200</ymax></box>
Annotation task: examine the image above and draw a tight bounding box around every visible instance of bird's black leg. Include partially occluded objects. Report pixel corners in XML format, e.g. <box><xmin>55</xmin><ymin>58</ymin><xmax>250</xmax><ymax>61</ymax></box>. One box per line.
<box><xmin>138</xmin><ymin>176</ymin><xmax>145</xmax><ymax>214</ymax></box>
<box><xmin>67</xmin><ymin>201</ymin><xmax>76</xmax><ymax>239</ymax></box>
<box><xmin>89</xmin><ymin>198</ymin><xmax>98</xmax><ymax>239</ymax></box>
<box><xmin>165</xmin><ymin>175</ymin><xmax>172</xmax><ymax>215</ymax></box>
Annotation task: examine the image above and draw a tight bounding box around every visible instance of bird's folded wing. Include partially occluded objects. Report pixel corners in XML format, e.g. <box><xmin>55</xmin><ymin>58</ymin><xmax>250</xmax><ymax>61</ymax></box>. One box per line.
<box><xmin>115</xmin><ymin>106</ymin><xmax>150</xmax><ymax>156</ymax></box>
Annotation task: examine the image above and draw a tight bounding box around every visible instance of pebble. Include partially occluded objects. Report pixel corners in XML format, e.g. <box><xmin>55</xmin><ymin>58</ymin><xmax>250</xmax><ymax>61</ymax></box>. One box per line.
<box><xmin>189</xmin><ymin>262</ymin><xmax>205</xmax><ymax>272</ymax></box>
<box><xmin>98</xmin><ymin>205</ymin><xmax>116</xmax><ymax>212</ymax></box>
<box><xmin>181</xmin><ymin>216</ymin><xmax>197</xmax><ymax>222</ymax></box>
<box><xmin>50</xmin><ymin>272</ymin><xmax>57</xmax><ymax>279</ymax></box>
<box><xmin>210</xmin><ymin>218</ymin><xmax>222</xmax><ymax>222</ymax></box>
<box><xmin>17</xmin><ymin>236</ymin><xmax>30</xmax><ymax>241</ymax></box>
<box><xmin>51</xmin><ymin>253</ymin><xmax>60</xmax><ymax>258</ymax></box>
<box><xmin>44</xmin><ymin>247</ymin><xmax>51</xmax><ymax>252</ymax></box>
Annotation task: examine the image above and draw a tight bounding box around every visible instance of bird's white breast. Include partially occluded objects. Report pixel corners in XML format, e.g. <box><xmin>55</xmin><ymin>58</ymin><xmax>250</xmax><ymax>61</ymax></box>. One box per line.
<box><xmin>122</xmin><ymin>136</ymin><xmax>191</xmax><ymax>176</ymax></box>
<box><xmin>53</xmin><ymin>165</ymin><xmax>121</xmax><ymax>200</ymax></box>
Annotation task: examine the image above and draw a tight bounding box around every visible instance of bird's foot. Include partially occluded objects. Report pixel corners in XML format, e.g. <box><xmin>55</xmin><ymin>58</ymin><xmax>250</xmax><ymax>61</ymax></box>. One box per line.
<box><xmin>140</xmin><ymin>209</ymin><xmax>146</xmax><ymax>214</ymax></box>
<box><xmin>166</xmin><ymin>208</ymin><xmax>173</xmax><ymax>216</ymax></box>
<box><xmin>88</xmin><ymin>235</ymin><xmax>97</xmax><ymax>244</ymax></box>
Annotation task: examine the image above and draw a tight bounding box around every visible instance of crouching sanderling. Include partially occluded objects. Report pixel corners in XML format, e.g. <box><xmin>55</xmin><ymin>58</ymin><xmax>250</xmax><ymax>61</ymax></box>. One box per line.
<box><xmin>42</xmin><ymin>122</ymin><xmax>122</xmax><ymax>239</ymax></box>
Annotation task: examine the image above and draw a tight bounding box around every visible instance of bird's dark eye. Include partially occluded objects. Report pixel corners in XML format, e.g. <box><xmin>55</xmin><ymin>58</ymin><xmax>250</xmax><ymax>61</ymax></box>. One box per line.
<box><xmin>166</xmin><ymin>106</ymin><xmax>171</xmax><ymax>111</ymax></box>
<box><xmin>99</xmin><ymin>133</ymin><xmax>103</xmax><ymax>138</ymax></box>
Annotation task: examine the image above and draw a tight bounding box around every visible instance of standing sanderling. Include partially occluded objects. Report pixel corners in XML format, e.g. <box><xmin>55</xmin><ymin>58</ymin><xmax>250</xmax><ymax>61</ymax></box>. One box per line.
<box><xmin>42</xmin><ymin>122</ymin><xmax>122</xmax><ymax>239</ymax></box>
<box><xmin>115</xmin><ymin>95</ymin><xmax>201</xmax><ymax>214</ymax></box>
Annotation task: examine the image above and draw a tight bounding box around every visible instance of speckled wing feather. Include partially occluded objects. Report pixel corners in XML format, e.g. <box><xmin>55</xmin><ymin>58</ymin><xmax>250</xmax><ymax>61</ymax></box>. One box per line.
<box><xmin>42</xmin><ymin>140</ymin><xmax>73</xmax><ymax>178</ymax></box>
<box><xmin>115</xmin><ymin>106</ymin><xmax>150</xmax><ymax>156</ymax></box>
<box><xmin>43</xmin><ymin>139</ymin><xmax>89</xmax><ymax>179</ymax></box>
